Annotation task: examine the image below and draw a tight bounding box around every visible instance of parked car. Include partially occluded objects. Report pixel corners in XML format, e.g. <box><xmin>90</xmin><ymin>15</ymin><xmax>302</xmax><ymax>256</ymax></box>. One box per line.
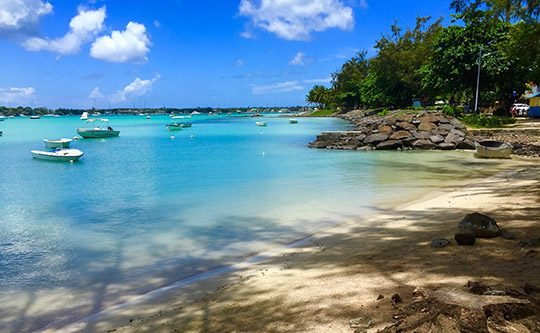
<box><xmin>513</xmin><ymin>103</ymin><xmax>530</xmax><ymax>116</ymax></box>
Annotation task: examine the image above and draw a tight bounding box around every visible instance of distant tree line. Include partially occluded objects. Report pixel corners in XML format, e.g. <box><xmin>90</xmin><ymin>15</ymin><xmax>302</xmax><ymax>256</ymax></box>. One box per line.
<box><xmin>0</xmin><ymin>106</ymin><xmax>306</xmax><ymax>116</ymax></box>
<box><xmin>307</xmin><ymin>0</ymin><xmax>540</xmax><ymax>113</ymax></box>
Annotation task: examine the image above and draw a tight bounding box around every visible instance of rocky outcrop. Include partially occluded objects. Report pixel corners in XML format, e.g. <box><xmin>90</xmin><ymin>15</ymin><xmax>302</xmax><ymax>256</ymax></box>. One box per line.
<box><xmin>309</xmin><ymin>111</ymin><xmax>476</xmax><ymax>151</ymax></box>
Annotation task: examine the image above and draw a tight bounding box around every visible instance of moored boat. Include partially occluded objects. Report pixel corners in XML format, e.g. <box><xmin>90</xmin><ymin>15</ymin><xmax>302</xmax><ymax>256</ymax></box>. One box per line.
<box><xmin>475</xmin><ymin>140</ymin><xmax>512</xmax><ymax>159</ymax></box>
<box><xmin>80</xmin><ymin>112</ymin><xmax>89</xmax><ymax>120</ymax></box>
<box><xmin>289</xmin><ymin>118</ymin><xmax>298</xmax><ymax>124</ymax></box>
<box><xmin>180</xmin><ymin>122</ymin><xmax>192</xmax><ymax>128</ymax></box>
<box><xmin>43</xmin><ymin>138</ymin><xmax>72</xmax><ymax>149</ymax></box>
<box><xmin>31</xmin><ymin>148</ymin><xmax>83</xmax><ymax>162</ymax></box>
<box><xmin>30</xmin><ymin>115</ymin><xmax>40</xmax><ymax>119</ymax></box>
<box><xmin>166</xmin><ymin>123</ymin><xmax>183</xmax><ymax>131</ymax></box>
<box><xmin>256</xmin><ymin>121</ymin><xmax>267</xmax><ymax>127</ymax></box>
<box><xmin>76</xmin><ymin>119</ymin><xmax>120</xmax><ymax>138</ymax></box>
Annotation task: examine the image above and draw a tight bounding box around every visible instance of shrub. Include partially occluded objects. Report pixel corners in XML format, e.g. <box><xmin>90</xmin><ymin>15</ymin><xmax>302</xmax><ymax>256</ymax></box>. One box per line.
<box><xmin>377</xmin><ymin>108</ymin><xmax>389</xmax><ymax>116</ymax></box>
<box><xmin>442</xmin><ymin>105</ymin><xmax>464</xmax><ymax>117</ymax></box>
<box><xmin>309</xmin><ymin>109</ymin><xmax>337</xmax><ymax>117</ymax></box>
<box><xmin>459</xmin><ymin>115</ymin><xmax>516</xmax><ymax>128</ymax></box>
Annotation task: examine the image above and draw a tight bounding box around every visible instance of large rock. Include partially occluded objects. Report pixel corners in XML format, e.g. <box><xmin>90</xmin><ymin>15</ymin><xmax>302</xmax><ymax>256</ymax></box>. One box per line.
<box><xmin>418</xmin><ymin>122</ymin><xmax>437</xmax><ymax>132</ymax></box>
<box><xmin>456</xmin><ymin>139</ymin><xmax>475</xmax><ymax>150</ymax></box>
<box><xmin>376</xmin><ymin>139</ymin><xmax>403</xmax><ymax>150</ymax></box>
<box><xmin>390</xmin><ymin>130</ymin><xmax>411</xmax><ymax>140</ymax></box>
<box><xmin>396</xmin><ymin>113</ymin><xmax>414</xmax><ymax>122</ymax></box>
<box><xmin>438</xmin><ymin>116</ymin><xmax>450</xmax><ymax>124</ymax></box>
<box><xmin>364</xmin><ymin>133</ymin><xmax>388</xmax><ymax>145</ymax></box>
<box><xmin>430</xmin><ymin>135</ymin><xmax>444</xmax><ymax>144</ymax></box>
<box><xmin>450</xmin><ymin>118</ymin><xmax>467</xmax><ymax>130</ymax></box>
<box><xmin>396</xmin><ymin>121</ymin><xmax>416</xmax><ymax>131</ymax></box>
<box><xmin>458</xmin><ymin>213</ymin><xmax>500</xmax><ymax>238</ymax></box>
<box><xmin>383</xmin><ymin>116</ymin><xmax>397</xmax><ymax>126</ymax></box>
<box><xmin>413</xmin><ymin>131</ymin><xmax>432</xmax><ymax>139</ymax></box>
<box><xmin>439</xmin><ymin>124</ymin><xmax>455</xmax><ymax>132</ymax></box>
<box><xmin>455</xmin><ymin>233</ymin><xmax>476</xmax><ymax>245</ymax></box>
<box><xmin>417</xmin><ymin>114</ymin><xmax>439</xmax><ymax>123</ymax></box>
<box><xmin>438</xmin><ymin>142</ymin><xmax>456</xmax><ymax>150</ymax></box>
<box><xmin>413</xmin><ymin>139</ymin><xmax>437</xmax><ymax>149</ymax></box>
<box><xmin>445</xmin><ymin>128</ymin><xmax>466</xmax><ymax>144</ymax></box>
<box><xmin>378</xmin><ymin>124</ymin><xmax>393</xmax><ymax>135</ymax></box>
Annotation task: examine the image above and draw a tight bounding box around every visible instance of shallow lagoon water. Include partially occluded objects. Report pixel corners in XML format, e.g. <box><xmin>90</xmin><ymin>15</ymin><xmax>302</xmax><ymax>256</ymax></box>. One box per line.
<box><xmin>0</xmin><ymin>115</ymin><xmax>520</xmax><ymax>330</ymax></box>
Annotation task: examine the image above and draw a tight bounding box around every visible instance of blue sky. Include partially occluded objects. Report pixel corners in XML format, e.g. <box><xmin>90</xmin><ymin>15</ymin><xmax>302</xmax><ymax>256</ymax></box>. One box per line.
<box><xmin>0</xmin><ymin>0</ymin><xmax>453</xmax><ymax>109</ymax></box>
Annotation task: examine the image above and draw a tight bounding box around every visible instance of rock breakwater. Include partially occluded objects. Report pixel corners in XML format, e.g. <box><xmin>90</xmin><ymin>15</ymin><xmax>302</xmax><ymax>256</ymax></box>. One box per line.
<box><xmin>309</xmin><ymin>111</ymin><xmax>476</xmax><ymax>151</ymax></box>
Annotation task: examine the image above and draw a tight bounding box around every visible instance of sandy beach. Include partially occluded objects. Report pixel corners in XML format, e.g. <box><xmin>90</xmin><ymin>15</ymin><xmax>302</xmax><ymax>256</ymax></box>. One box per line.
<box><xmin>56</xmin><ymin>161</ymin><xmax>540</xmax><ymax>332</ymax></box>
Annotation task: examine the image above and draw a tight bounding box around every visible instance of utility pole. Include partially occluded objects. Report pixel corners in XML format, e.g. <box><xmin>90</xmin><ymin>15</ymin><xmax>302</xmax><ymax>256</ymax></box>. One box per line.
<box><xmin>474</xmin><ymin>47</ymin><xmax>483</xmax><ymax>116</ymax></box>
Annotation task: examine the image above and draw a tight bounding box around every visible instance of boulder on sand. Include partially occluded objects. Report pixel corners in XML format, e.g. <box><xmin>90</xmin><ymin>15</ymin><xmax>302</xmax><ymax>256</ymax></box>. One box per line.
<box><xmin>458</xmin><ymin>212</ymin><xmax>500</xmax><ymax>238</ymax></box>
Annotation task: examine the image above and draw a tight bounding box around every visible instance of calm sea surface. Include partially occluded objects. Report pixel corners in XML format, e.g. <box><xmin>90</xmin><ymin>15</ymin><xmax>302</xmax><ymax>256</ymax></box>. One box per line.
<box><xmin>0</xmin><ymin>114</ymin><xmax>518</xmax><ymax>331</ymax></box>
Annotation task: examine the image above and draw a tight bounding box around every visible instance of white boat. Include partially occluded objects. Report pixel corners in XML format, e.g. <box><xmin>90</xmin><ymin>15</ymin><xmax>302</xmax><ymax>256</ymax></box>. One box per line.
<box><xmin>289</xmin><ymin>118</ymin><xmax>298</xmax><ymax>124</ymax></box>
<box><xmin>475</xmin><ymin>140</ymin><xmax>513</xmax><ymax>159</ymax></box>
<box><xmin>31</xmin><ymin>148</ymin><xmax>83</xmax><ymax>162</ymax></box>
<box><xmin>146</xmin><ymin>116</ymin><xmax>151</xmax><ymax>119</ymax></box>
<box><xmin>171</xmin><ymin>116</ymin><xmax>184</xmax><ymax>119</ymax></box>
<box><xmin>43</xmin><ymin>138</ymin><xmax>72</xmax><ymax>149</ymax></box>
<box><xmin>256</xmin><ymin>121</ymin><xmax>267</xmax><ymax>127</ymax></box>
<box><xmin>191</xmin><ymin>111</ymin><xmax>201</xmax><ymax>115</ymax></box>
<box><xmin>166</xmin><ymin>123</ymin><xmax>183</xmax><ymax>131</ymax></box>
<box><xmin>0</xmin><ymin>116</ymin><xmax>6</xmax><ymax>121</ymax></box>
<box><xmin>30</xmin><ymin>115</ymin><xmax>40</xmax><ymax>119</ymax></box>
<box><xmin>76</xmin><ymin>119</ymin><xmax>120</xmax><ymax>138</ymax></box>
<box><xmin>80</xmin><ymin>112</ymin><xmax>89</xmax><ymax>120</ymax></box>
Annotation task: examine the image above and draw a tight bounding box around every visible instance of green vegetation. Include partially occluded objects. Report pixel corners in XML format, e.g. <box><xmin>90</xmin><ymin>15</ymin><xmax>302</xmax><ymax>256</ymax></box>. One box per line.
<box><xmin>309</xmin><ymin>109</ymin><xmax>337</xmax><ymax>117</ymax></box>
<box><xmin>460</xmin><ymin>114</ymin><xmax>516</xmax><ymax>128</ymax></box>
<box><xmin>377</xmin><ymin>108</ymin><xmax>390</xmax><ymax>116</ymax></box>
<box><xmin>306</xmin><ymin>1</ymin><xmax>540</xmax><ymax>113</ymax></box>
<box><xmin>442</xmin><ymin>105</ymin><xmax>464</xmax><ymax>118</ymax></box>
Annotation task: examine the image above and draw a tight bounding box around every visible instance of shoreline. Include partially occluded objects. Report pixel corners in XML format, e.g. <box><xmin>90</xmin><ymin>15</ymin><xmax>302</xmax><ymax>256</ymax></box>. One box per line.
<box><xmin>55</xmin><ymin>161</ymin><xmax>540</xmax><ymax>332</ymax></box>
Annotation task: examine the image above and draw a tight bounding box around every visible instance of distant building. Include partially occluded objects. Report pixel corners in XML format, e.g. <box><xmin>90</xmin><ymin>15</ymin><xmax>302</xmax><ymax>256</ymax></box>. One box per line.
<box><xmin>526</xmin><ymin>92</ymin><xmax>540</xmax><ymax>117</ymax></box>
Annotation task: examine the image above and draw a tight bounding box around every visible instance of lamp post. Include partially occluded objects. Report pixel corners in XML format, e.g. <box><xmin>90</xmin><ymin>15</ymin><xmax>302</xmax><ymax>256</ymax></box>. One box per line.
<box><xmin>474</xmin><ymin>47</ymin><xmax>483</xmax><ymax>116</ymax></box>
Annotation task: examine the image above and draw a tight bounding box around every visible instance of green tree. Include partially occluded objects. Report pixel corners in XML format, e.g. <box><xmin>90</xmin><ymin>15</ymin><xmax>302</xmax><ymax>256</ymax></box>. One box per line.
<box><xmin>306</xmin><ymin>85</ymin><xmax>333</xmax><ymax>109</ymax></box>
<box><xmin>367</xmin><ymin>16</ymin><xmax>443</xmax><ymax>108</ymax></box>
<box><xmin>331</xmin><ymin>51</ymin><xmax>369</xmax><ymax>109</ymax></box>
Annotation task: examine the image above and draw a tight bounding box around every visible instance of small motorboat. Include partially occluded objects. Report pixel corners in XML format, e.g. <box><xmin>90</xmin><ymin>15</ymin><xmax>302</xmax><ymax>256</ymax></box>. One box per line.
<box><xmin>180</xmin><ymin>122</ymin><xmax>192</xmax><ymax>128</ymax></box>
<box><xmin>256</xmin><ymin>121</ymin><xmax>267</xmax><ymax>127</ymax></box>
<box><xmin>475</xmin><ymin>140</ymin><xmax>513</xmax><ymax>159</ymax></box>
<box><xmin>31</xmin><ymin>148</ymin><xmax>83</xmax><ymax>162</ymax></box>
<box><xmin>166</xmin><ymin>123</ymin><xmax>183</xmax><ymax>131</ymax></box>
<box><xmin>146</xmin><ymin>116</ymin><xmax>151</xmax><ymax>119</ymax></box>
<box><xmin>289</xmin><ymin>118</ymin><xmax>298</xmax><ymax>124</ymax></box>
<box><xmin>77</xmin><ymin>119</ymin><xmax>120</xmax><ymax>138</ymax></box>
<box><xmin>30</xmin><ymin>115</ymin><xmax>40</xmax><ymax>119</ymax></box>
<box><xmin>0</xmin><ymin>131</ymin><xmax>3</xmax><ymax>136</ymax></box>
<box><xmin>80</xmin><ymin>112</ymin><xmax>89</xmax><ymax>120</ymax></box>
<box><xmin>44</xmin><ymin>138</ymin><xmax>72</xmax><ymax>149</ymax></box>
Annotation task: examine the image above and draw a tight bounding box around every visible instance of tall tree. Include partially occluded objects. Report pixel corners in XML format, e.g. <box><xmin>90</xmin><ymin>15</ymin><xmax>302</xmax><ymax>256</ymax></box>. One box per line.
<box><xmin>331</xmin><ymin>51</ymin><xmax>369</xmax><ymax>109</ymax></box>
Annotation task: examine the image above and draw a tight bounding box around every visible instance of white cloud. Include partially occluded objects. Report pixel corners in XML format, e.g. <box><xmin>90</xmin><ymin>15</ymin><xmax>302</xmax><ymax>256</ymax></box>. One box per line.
<box><xmin>238</xmin><ymin>0</ymin><xmax>354</xmax><ymax>41</ymax></box>
<box><xmin>251</xmin><ymin>81</ymin><xmax>304</xmax><ymax>94</ymax></box>
<box><xmin>0</xmin><ymin>0</ymin><xmax>52</xmax><ymax>37</ymax></box>
<box><xmin>110</xmin><ymin>74</ymin><xmax>160</xmax><ymax>102</ymax></box>
<box><xmin>22</xmin><ymin>6</ymin><xmax>106</xmax><ymax>55</ymax></box>
<box><xmin>359</xmin><ymin>0</ymin><xmax>368</xmax><ymax>9</ymax></box>
<box><xmin>90</xmin><ymin>22</ymin><xmax>151</xmax><ymax>64</ymax></box>
<box><xmin>0</xmin><ymin>87</ymin><xmax>36</xmax><ymax>103</ymax></box>
<box><xmin>153</xmin><ymin>20</ymin><xmax>161</xmax><ymax>28</ymax></box>
<box><xmin>289</xmin><ymin>51</ymin><xmax>306</xmax><ymax>65</ymax></box>
<box><xmin>303</xmin><ymin>77</ymin><xmax>331</xmax><ymax>84</ymax></box>
<box><xmin>89</xmin><ymin>87</ymin><xmax>104</xmax><ymax>99</ymax></box>
<box><xmin>235</xmin><ymin>59</ymin><xmax>245</xmax><ymax>67</ymax></box>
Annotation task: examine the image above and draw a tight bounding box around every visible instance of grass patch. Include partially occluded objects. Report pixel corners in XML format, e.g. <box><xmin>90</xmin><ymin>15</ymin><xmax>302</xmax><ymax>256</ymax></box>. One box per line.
<box><xmin>391</xmin><ymin>110</ymin><xmax>419</xmax><ymax>117</ymax></box>
<box><xmin>459</xmin><ymin>115</ymin><xmax>516</xmax><ymax>128</ymax></box>
<box><xmin>309</xmin><ymin>109</ymin><xmax>337</xmax><ymax>117</ymax></box>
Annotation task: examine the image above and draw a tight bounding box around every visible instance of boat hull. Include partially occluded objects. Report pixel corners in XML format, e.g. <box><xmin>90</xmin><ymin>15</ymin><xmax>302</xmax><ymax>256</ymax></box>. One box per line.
<box><xmin>166</xmin><ymin>124</ymin><xmax>182</xmax><ymax>131</ymax></box>
<box><xmin>31</xmin><ymin>149</ymin><xmax>83</xmax><ymax>162</ymax></box>
<box><xmin>44</xmin><ymin>139</ymin><xmax>72</xmax><ymax>149</ymax></box>
<box><xmin>76</xmin><ymin>129</ymin><xmax>120</xmax><ymax>138</ymax></box>
<box><xmin>256</xmin><ymin>122</ymin><xmax>267</xmax><ymax>127</ymax></box>
<box><xmin>475</xmin><ymin>141</ymin><xmax>513</xmax><ymax>159</ymax></box>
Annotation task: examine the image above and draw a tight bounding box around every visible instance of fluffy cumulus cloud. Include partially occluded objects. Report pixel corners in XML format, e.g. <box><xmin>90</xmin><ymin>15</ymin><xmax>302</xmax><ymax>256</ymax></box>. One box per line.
<box><xmin>89</xmin><ymin>87</ymin><xmax>104</xmax><ymax>99</ymax></box>
<box><xmin>90</xmin><ymin>22</ymin><xmax>151</xmax><ymax>64</ymax></box>
<box><xmin>0</xmin><ymin>87</ymin><xmax>36</xmax><ymax>103</ymax></box>
<box><xmin>239</xmin><ymin>0</ymin><xmax>354</xmax><ymax>40</ymax></box>
<box><xmin>110</xmin><ymin>74</ymin><xmax>160</xmax><ymax>103</ymax></box>
<box><xmin>289</xmin><ymin>51</ymin><xmax>306</xmax><ymax>65</ymax></box>
<box><xmin>251</xmin><ymin>81</ymin><xmax>304</xmax><ymax>94</ymax></box>
<box><xmin>22</xmin><ymin>6</ymin><xmax>105</xmax><ymax>55</ymax></box>
<box><xmin>0</xmin><ymin>0</ymin><xmax>52</xmax><ymax>38</ymax></box>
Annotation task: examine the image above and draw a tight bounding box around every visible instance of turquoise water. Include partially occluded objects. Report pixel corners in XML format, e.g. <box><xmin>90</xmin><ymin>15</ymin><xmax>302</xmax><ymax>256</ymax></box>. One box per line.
<box><xmin>0</xmin><ymin>115</ymin><xmax>518</xmax><ymax>331</ymax></box>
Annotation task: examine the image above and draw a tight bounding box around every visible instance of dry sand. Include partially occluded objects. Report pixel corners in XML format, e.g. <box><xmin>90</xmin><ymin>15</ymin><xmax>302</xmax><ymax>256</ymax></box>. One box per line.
<box><xmin>58</xmin><ymin>162</ymin><xmax>540</xmax><ymax>332</ymax></box>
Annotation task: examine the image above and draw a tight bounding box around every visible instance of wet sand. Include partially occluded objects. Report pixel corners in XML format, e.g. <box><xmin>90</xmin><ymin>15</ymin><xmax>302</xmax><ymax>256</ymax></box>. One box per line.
<box><xmin>57</xmin><ymin>162</ymin><xmax>540</xmax><ymax>332</ymax></box>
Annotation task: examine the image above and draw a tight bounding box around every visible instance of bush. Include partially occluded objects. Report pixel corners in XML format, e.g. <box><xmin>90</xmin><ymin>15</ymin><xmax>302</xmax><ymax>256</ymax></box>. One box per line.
<box><xmin>406</xmin><ymin>106</ymin><xmax>424</xmax><ymax>111</ymax></box>
<box><xmin>442</xmin><ymin>105</ymin><xmax>463</xmax><ymax>117</ymax></box>
<box><xmin>377</xmin><ymin>108</ymin><xmax>389</xmax><ymax>116</ymax></box>
<box><xmin>459</xmin><ymin>115</ymin><xmax>516</xmax><ymax>128</ymax></box>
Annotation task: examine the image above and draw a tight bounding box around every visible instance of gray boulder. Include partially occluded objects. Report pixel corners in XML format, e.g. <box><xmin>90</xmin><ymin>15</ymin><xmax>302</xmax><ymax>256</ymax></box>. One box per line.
<box><xmin>376</xmin><ymin>139</ymin><xmax>403</xmax><ymax>150</ymax></box>
<box><xmin>456</xmin><ymin>139</ymin><xmax>475</xmax><ymax>150</ymax></box>
<box><xmin>458</xmin><ymin>213</ymin><xmax>500</xmax><ymax>238</ymax></box>
<box><xmin>413</xmin><ymin>139</ymin><xmax>437</xmax><ymax>149</ymax></box>
<box><xmin>431</xmin><ymin>238</ymin><xmax>451</xmax><ymax>248</ymax></box>
<box><xmin>438</xmin><ymin>142</ymin><xmax>456</xmax><ymax>150</ymax></box>
<box><xmin>450</xmin><ymin>118</ymin><xmax>467</xmax><ymax>130</ymax></box>
<box><xmin>430</xmin><ymin>135</ymin><xmax>444</xmax><ymax>144</ymax></box>
<box><xmin>445</xmin><ymin>128</ymin><xmax>466</xmax><ymax>144</ymax></box>
<box><xmin>413</xmin><ymin>131</ymin><xmax>432</xmax><ymax>139</ymax></box>
<box><xmin>364</xmin><ymin>133</ymin><xmax>388</xmax><ymax>145</ymax></box>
